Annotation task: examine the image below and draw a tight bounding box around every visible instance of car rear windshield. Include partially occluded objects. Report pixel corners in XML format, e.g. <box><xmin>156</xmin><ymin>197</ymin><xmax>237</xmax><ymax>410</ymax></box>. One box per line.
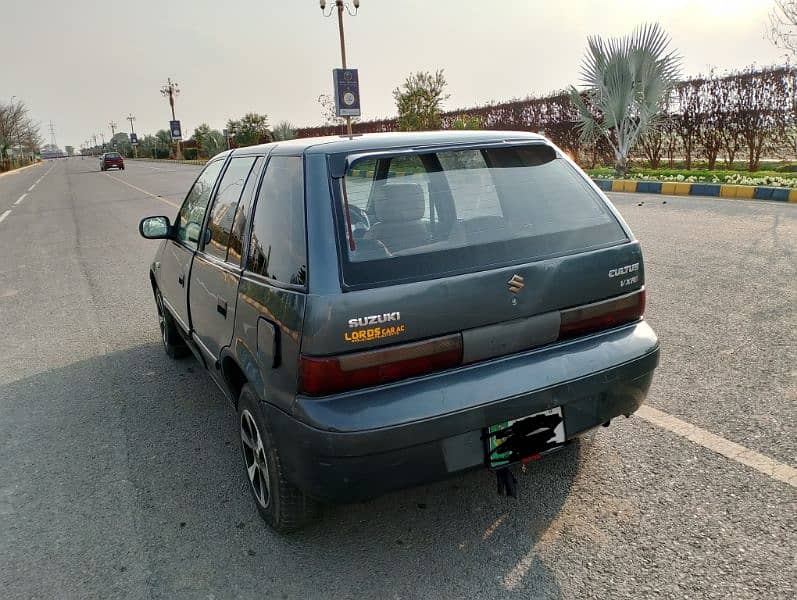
<box><xmin>335</xmin><ymin>144</ymin><xmax>627</xmax><ymax>288</ymax></box>
<box><xmin>105</xmin><ymin>152</ymin><xmax>121</xmax><ymax>159</ymax></box>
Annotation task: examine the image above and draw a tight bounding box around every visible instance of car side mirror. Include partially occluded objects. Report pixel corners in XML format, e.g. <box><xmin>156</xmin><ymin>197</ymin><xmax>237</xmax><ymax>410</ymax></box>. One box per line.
<box><xmin>185</xmin><ymin>222</ymin><xmax>201</xmax><ymax>244</ymax></box>
<box><xmin>139</xmin><ymin>216</ymin><xmax>172</xmax><ymax>239</ymax></box>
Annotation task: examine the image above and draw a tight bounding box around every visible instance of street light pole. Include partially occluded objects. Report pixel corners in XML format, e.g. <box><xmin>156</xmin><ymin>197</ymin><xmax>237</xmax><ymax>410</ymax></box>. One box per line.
<box><xmin>160</xmin><ymin>78</ymin><xmax>183</xmax><ymax>159</ymax></box>
<box><xmin>126</xmin><ymin>113</ymin><xmax>137</xmax><ymax>158</ymax></box>
<box><xmin>321</xmin><ymin>0</ymin><xmax>360</xmax><ymax>136</ymax></box>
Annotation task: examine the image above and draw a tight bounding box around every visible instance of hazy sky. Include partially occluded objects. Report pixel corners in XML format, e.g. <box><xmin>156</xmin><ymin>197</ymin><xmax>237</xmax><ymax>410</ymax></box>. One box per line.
<box><xmin>4</xmin><ymin>0</ymin><xmax>786</xmax><ymax>148</ymax></box>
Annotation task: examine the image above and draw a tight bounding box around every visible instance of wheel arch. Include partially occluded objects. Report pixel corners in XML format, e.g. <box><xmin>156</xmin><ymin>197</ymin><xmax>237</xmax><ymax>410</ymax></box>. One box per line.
<box><xmin>221</xmin><ymin>355</ymin><xmax>249</xmax><ymax>408</ymax></box>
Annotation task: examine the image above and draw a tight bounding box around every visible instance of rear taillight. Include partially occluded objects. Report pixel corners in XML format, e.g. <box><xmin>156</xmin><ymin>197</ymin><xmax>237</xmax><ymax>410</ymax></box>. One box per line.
<box><xmin>299</xmin><ymin>334</ymin><xmax>463</xmax><ymax>396</ymax></box>
<box><xmin>559</xmin><ymin>288</ymin><xmax>645</xmax><ymax>340</ymax></box>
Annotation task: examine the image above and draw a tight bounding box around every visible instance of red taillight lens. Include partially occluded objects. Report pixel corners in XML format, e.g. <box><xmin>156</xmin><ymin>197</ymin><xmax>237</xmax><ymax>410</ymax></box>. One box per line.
<box><xmin>299</xmin><ymin>334</ymin><xmax>463</xmax><ymax>396</ymax></box>
<box><xmin>559</xmin><ymin>288</ymin><xmax>645</xmax><ymax>340</ymax></box>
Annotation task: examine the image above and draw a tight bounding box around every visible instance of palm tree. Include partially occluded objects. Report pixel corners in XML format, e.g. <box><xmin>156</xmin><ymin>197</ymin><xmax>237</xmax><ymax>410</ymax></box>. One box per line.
<box><xmin>272</xmin><ymin>121</ymin><xmax>297</xmax><ymax>141</ymax></box>
<box><xmin>569</xmin><ymin>23</ymin><xmax>681</xmax><ymax>177</ymax></box>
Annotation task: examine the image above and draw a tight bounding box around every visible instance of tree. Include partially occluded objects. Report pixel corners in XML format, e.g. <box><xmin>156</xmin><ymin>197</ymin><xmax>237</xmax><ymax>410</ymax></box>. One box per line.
<box><xmin>0</xmin><ymin>99</ymin><xmax>40</xmax><ymax>169</ymax></box>
<box><xmin>110</xmin><ymin>132</ymin><xmax>131</xmax><ymax>157</ymax></box>
<box><xmin>569</xmin><ymin>23</ymin><xmax>681</xmax><ymax>176</ymax></box>
<box><xmin>65</xmin><ymin>146</ymin><xmax>74</xmax><ymax>156</ymax></box>
<box><xmin>205</xmin><ymin>130</ymin><xmax>227</xmax><ymax>157</ymax></box>
<box><xmin>393</xmin><ymin>70</ymin><xmax>449</xmax><ymax>131</ymax></box>
<box><xmin>673</xmin><ymin>80</ymin><xmax>700</xmax><ymax>169</ymax></box>
<box><xmin>639</xmin><ymin>118</ymin><xmax>672</xmax><ymax>168</ymax></box>
<box><xmin>450</xmin><ymin>114</ymin><xmax>483</xmax><ymax>130</ymax></box>
<box><xmin>226</xmin><ymin>113</ymin><xmax>270</xmax><ymax>147</ymax></box>
<box><xmin>193</xmin><ymin>123</ymin><xmax>212</xmax><ymax>157</ymax></box>
<box><xmin>155</xmin><ymin>130</ymin><xmax>173</xmax><ymax>158</ymax></box>
<box><xmin>733</xmin><ymin>66</ymin><xmax>792</xmax><ymax>171</ymax></box>
<box><xmin>767</xmin><ymin>0</ymin><xmax>797</xmax><ymax>58</ymax></box>
<box><xmin>272</xmin><ymin>121</ymin><xmax>296</xmax><ymax>141</ymax></box>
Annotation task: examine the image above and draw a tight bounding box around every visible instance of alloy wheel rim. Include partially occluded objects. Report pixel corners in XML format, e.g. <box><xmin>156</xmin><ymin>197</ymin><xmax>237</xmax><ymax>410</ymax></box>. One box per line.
<box><xmin>240</xmin><ymin>410</ymin><xmax>271</xmax><ymax>509</ymax></box>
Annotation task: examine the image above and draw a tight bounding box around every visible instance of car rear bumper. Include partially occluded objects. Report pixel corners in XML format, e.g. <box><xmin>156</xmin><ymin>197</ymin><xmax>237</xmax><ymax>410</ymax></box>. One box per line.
<box><xmin>266</xmin><ymin>320</ymin><xmax>659</xmax><ymax>503</ymax></box>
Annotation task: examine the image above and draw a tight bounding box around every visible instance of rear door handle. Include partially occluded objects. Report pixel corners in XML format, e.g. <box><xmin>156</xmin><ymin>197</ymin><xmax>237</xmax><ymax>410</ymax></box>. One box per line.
<box><xmin>178</xmin><ymin>273</ymin><xmax>185</xmax><ymax>286</ymax></box>
<box><xmin>217</xmin><ymin>297</ymin><xmax>228</xmax><ymax>318</ymax></box>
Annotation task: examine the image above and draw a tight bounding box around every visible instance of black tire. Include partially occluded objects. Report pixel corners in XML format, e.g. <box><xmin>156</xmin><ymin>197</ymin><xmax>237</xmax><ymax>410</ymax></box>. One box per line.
<box><xmin>154</xmin><ymin>287</ymin><xmax>190</xmax><ymax>359</ymax></box>
<box><xmin>238</xmin><ymin>385</ymin><xmax>320</xmax><ymax>533</ymax></box>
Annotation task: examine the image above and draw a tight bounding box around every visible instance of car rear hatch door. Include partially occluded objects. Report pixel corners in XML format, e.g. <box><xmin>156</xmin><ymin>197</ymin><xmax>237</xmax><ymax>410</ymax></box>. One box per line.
<box><xmin>302</xmin><ymin>142</ymin><xmax>644</xmax><ymax>362</ymax></box>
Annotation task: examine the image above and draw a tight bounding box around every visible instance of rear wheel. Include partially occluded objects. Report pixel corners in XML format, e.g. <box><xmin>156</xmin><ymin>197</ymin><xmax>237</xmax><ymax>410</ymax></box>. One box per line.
<box><xmin>154</xmin><ymin>287</ymin><xmax>189</xmax><ymax>358</ymax></box>
<box><xmin>238</xmin><ymin>385</ymin><xmax>320</xmax><ymax>533</ymax></box>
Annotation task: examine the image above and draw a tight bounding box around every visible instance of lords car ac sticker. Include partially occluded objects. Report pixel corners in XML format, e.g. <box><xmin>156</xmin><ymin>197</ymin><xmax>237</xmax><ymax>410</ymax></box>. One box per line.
<box><xmin>345</xmin><ymin>312</ymin><xmax>404</xmax><ymax>343</ymax></box>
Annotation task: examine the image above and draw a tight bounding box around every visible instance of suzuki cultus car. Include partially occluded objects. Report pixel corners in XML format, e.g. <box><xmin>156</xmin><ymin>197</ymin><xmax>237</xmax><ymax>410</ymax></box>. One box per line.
<box><xmin>139</xmin><ymin>131</ymin><xmax>660</xmax><ymax>532</ymax></box>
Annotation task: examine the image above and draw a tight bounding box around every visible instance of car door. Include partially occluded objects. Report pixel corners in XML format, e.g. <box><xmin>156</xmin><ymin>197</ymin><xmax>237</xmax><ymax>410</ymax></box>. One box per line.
<box><xmin>189</xmin><ymin>155</ymin><xmax>263</xmax><ymax>363</ymax></box>
<box><xmin>233</xmin><ymin>156</ymin><xmax>308</xmax><ymax>409</ymax></box>
<box><xmin>158</xmin><ymin>158</ymin><xmax>226</xmax><ymax>332</ymax></box>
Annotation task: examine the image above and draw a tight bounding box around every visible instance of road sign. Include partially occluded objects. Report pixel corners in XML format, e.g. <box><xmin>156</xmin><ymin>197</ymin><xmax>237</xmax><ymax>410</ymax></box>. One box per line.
<box><xmin>130</xmin><ymin>133</ymin><xmax>138</xmax><ymax>145</ymax></box>
<box><xmin>169</xmin><ymin>120</ymin><xmax>182</xmax><ymax>141</ymax></box>
<box><xmin>333</xmin><ymin>68</ymin><xmax>361</xmax><ymax>117</ymax></box>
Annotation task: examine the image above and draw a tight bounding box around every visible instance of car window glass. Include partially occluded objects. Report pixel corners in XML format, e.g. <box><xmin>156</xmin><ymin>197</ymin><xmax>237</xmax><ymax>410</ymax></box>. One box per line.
<box><xmin>247</xmin><ymin>157</ymin><xmax>306</xmax><ymax>286</ymax></box>
<box><xmin>339</xmin><ymin>145</ymin><xmax>626</xmax><ymax>287</ymax></box>
<box><xmin>346</xmin><ymin>155</ymin><xmax>432</xmax><ymax>222</ymax></box>
<box><xmin>176</xmin><ymin>159</ymin><xmax>225</xmax><ymax>250</ymax></box>
<box><xmin>437</xmin><ymin>150</ymin><xmax>502</xmax><ymax>218</ymax></box>
<box><xmin>227</xmin><ymin>156</ymin><xmax>264</xmax><ymax>266</ymax></box>
<box><xmin>203</xmin><ymin>156</ymin><xmax>257</xmax><ymax>261</ymax></box>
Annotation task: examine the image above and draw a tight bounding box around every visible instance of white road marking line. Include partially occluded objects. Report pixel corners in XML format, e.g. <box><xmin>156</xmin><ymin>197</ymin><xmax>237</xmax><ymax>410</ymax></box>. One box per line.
<box><xmin>104</xmin><ymin>173</ymin><xmax>179</xmax><ymax>209</ymax></box>
<box><xmin>0</xmin><ymin>210</ymin><xmax>11</xmax><ymax>224</ymax></box>
<box><xmin>14</xmin><ymin>193</ymin><xmax>27</xmax><ymax>205</ymax></box>
<box><xmin>27</xmin><ymin>184</ymin><xmax>35</xmax><ymax>192</ymax></box>
<box><xmin>637</xmin><ymin>405</ymin><xmax>796</xmax><ymax>488</ymax></box>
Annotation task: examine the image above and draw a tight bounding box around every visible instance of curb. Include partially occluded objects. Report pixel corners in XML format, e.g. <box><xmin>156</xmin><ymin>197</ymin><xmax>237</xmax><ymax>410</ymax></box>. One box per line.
<box><xmin>129</xmin><ymin>158</ymin><xmax>206</xmax><ymax>166</ymax></box>
<box><xmin>0</xmin><ymin>162</ymin><xmax>42</xmax><ymax>179</ymax></box>
<box><xmin>593</xmin><ymin>178</ymin><xmax>797</xmax><ymax>203</ymax></box>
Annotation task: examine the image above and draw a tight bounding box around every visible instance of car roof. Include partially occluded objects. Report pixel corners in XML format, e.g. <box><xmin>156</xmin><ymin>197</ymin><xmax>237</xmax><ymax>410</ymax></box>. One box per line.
<box><xmin>227</xmin><ymin>130</ymin><xmax>546</xmax><ymax>158</ymax></box>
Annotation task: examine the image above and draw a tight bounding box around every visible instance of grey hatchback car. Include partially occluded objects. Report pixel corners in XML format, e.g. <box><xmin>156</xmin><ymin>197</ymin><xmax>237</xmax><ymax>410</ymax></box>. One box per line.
<box><xmin>139</xmin><ymin>131</ymin><xmax>659</xmax><ymax>532</ymax></box>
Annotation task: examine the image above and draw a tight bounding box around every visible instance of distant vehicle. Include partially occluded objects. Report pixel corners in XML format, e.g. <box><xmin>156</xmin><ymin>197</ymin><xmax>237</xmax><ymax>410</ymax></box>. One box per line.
<box><xmin>100</xmin><ymin>152</ymin><xmax>124</xmax><ymax>171</ymax></box>
<box><xmin>138</xmin><ymin>131</ymin><xmax>660</xmax><ymax>533</ymax></box>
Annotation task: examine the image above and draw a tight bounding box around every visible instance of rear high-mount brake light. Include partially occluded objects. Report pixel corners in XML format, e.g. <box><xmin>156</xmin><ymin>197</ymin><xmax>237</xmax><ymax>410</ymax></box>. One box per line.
<box><xmin>558</xmin><ymin>288</ymin><xmax>645</xmax><ymax>340</ymax></box>
<box><xmin>299</xmin><ymin>334</ymin><xmax>463</xmax><ymax>396</ymax></box>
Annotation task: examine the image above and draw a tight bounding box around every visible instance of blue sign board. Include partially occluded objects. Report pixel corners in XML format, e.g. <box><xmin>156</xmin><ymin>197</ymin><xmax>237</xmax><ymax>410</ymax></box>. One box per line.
<box><xmin>130</xmin><ymin>133</ymin><xmax>138</xmax><ymax>145</ymax></box>
<box><xmin>169</xmin><ymin>120</ymin><xmax>182</xmax><ymax>141</ymax></box>
<box><xmin>333</xmin><ymin>68</ymin><xmax>361</xmax><ymax>117</ymax></box>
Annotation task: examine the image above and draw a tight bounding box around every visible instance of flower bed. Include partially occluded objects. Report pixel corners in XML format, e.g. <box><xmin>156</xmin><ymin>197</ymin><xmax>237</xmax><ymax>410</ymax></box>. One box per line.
<box><xmin>585</xmin><ymin>168</ymin><xmax>797</xmax><ymax>188</ymax></box>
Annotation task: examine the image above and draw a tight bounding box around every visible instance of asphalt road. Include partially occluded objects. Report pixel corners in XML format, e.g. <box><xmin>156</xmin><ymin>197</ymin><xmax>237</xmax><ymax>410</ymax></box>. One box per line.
<box><xmin>0</xmin><ymin>158</ymin><xmax>794</xmax><ymax>600</ymax></box>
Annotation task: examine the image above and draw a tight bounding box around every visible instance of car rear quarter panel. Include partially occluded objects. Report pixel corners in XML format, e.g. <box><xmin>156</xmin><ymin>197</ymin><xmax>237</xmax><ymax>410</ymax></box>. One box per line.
<box><xmin>232</xmin><ymin>276</ymin><xmax>306</xmax><ymax>414</ymax></box>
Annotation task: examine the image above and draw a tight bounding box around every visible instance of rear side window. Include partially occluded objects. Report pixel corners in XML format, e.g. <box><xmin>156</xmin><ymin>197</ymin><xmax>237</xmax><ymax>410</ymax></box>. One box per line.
<box><xmin>176</xmin><ymin>159</ymin><xmax>225</xmax><ymax>250</ymax></box>
<box><xmin>203</xmin><ymin>156</ymin><xmax>258</xmax><ymax>261</ymax></box>
<box><xmin>337</xmin><ymin>145</ymin><xmax>627</xmax><ymax>287</ymax></box>
<box><xmin>227</xmin><ymin>156</ymin><xmax>265</xmax><ymax>266</ymax></box>
<box><xmin>247</xmin><ymin>157</ymin><xmax>307</xmax><ymax>286</ymax></box>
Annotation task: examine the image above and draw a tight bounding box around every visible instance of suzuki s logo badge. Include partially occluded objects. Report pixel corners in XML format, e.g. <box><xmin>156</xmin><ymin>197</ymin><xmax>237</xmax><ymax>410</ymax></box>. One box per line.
<box><xmin>507</xmin><ymin>274</ymin><xmax>525</xmax><ymax>294</ymax></box>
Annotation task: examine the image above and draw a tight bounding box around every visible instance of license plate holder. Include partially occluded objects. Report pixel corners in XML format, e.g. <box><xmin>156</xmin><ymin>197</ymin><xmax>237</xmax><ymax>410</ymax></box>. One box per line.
<box><xmin>485</xmin><ymin>407</ymin><xmax>566</xmax><ymax>469</ymax></box>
